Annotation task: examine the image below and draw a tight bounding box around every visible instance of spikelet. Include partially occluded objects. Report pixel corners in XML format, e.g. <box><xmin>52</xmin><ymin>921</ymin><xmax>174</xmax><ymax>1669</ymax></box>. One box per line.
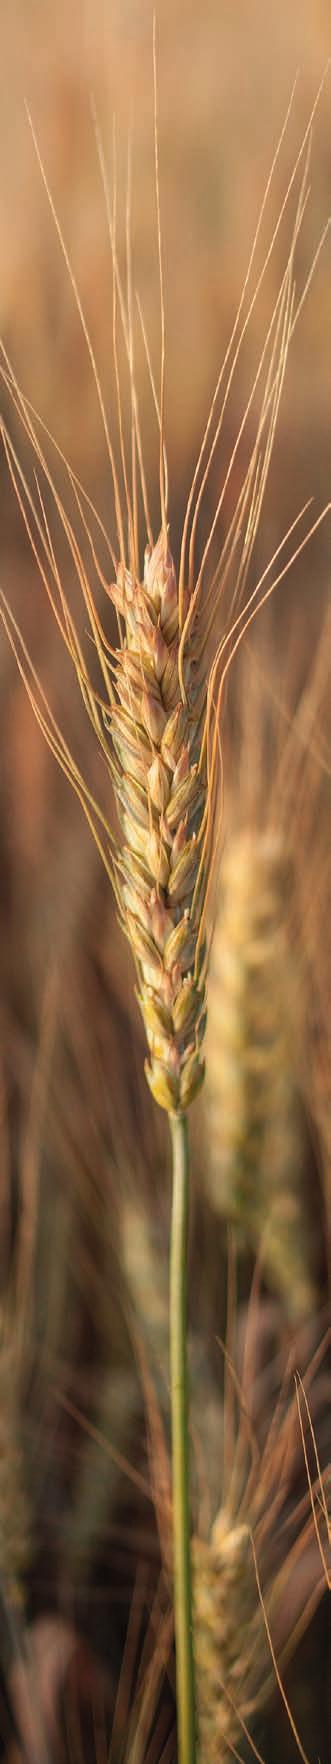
<box><xmin>109</xmin><ymin>530</ymin><xmax>207</xmax><ymax>1114</ymax></box>
<box><xmin>205</xmin><ymin>831</ymin><xmax>316</xmax><ymax>1319</ymax></box>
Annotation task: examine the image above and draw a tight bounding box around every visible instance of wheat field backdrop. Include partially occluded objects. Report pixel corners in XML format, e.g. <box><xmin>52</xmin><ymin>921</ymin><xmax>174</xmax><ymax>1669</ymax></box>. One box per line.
<box><xmin>0</xmin><ymin>4</ymin><xmax>330</xmax><ymax>1761</ymax></box>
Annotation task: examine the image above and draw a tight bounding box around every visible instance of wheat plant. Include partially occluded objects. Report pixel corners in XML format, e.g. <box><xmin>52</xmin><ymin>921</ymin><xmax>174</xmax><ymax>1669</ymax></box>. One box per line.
<box><xmin>0</xmin><ymin>47</ymin><xmax>330</xmax><ymax>1759</ymax></box>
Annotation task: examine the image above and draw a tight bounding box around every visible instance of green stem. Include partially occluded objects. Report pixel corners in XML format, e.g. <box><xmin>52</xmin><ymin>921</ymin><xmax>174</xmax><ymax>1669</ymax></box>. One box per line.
<box><xmin>169</xmin><ymin>1111</ymin><xmax>196</xmax><ymax>1764</ymax></box>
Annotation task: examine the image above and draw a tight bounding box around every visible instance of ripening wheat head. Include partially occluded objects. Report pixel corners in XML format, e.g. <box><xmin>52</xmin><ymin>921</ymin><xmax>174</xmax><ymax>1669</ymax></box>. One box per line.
<box><xmin>0</xmin><ymin>68</ymin><xmax>329</xmax><ymax>1115</ymax></box>
<box><xmin>106</xmin><ymin>522</ymin><xmax>210</xmax><ymax>1113</ymax></box>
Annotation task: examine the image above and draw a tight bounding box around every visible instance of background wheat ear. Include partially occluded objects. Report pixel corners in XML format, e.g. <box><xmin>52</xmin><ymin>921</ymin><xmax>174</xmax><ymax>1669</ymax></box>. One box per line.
<box><xmin>192</xmin><ymin>1304</ymin><xmax>330</xmax><ymax>1764</ymax></box>
<box><xmin>204</xmin><ymin>829</ymin><xmax>319</xmax><ymax>1321</ymax></box>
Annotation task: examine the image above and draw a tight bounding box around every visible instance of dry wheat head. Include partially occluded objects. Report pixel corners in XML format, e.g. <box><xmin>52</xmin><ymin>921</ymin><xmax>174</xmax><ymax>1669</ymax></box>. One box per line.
<box><xmin>109</xmin><ymin>529</ymin><xmax>207</xmax><ymax>1114</ymax></box>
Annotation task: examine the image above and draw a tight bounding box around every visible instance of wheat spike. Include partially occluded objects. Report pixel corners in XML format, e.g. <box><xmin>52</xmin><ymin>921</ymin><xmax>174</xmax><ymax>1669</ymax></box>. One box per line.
<box><xmin>192</xmin><ymin>1310</ymin><xmax>330</xmax><ymax>1763</ymax></box>
<box><xmin>205</xmin><ymin>830</ymin><xmax>317</xmax><ymax>1319</ymax></box>
<box><xmin>108</xmin><ymin>531</ymin><xmax>208</xmax><ymax>1113</ymax></box>
<box><xmin>193</xmin><ymin>1505</ymin><xmax>312</xmax><ymax>1762</ymax></box>
<box><xmin>193</xmin><ymin>1519</ymin><xmax>260</xmax><ymax>1760</ymax></box>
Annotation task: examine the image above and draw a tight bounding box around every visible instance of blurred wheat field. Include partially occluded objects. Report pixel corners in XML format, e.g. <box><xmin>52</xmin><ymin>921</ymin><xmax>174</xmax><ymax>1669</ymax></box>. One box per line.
<box><xmin>0</xmin><ymin>4</ymin><xmax>330</xmax><ymax>1760</ymax></box>
<box><xmin>1</xmin><ymin>2</ymin><xmax>330</xmax><ymax>484</ymax></box>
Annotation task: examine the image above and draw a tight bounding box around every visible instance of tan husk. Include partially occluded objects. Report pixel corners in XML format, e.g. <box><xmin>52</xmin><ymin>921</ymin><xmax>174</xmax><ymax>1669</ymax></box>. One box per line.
<box><xmin>110</xmin><ymin>529</ymin><xmax>207</xmax><ymax>1114</ymax></box>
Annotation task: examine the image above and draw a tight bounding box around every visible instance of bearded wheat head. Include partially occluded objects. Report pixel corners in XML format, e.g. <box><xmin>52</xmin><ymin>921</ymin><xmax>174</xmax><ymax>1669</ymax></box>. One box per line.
<box><xmin>0</xmin><ymin>70</ymin><xmax>329</xmax><ymax>1125</ymax></box>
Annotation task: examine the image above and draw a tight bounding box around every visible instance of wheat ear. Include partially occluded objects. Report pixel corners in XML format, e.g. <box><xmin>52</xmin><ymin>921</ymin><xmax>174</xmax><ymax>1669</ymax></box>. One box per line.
<box><xmin>109</xmin><ymin>529</ymin><xmax>207</xmax><ymax>1116</ymax></box>
<box><xmin>192</xmin><ymin>1310</ymin><xmax>330</xmax><ymax>1763</ymax></box>
<box><xmin>205</xmin><ymin>831</ymin><xmax>317</xmax><ymax>1320</ymax></box>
